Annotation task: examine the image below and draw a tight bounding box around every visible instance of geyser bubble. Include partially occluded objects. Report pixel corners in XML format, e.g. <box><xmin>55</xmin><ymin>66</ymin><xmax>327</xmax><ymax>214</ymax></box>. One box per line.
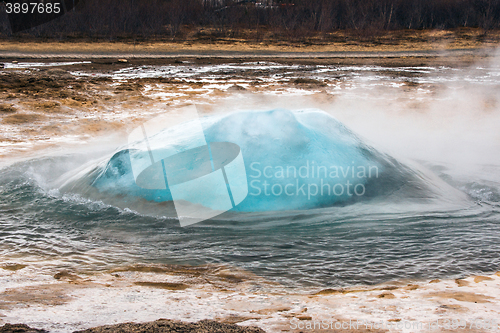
<box><xmin>78</xmin><ymin>107</ymin><xmax>455</xmax><ymax>223</ymax></box>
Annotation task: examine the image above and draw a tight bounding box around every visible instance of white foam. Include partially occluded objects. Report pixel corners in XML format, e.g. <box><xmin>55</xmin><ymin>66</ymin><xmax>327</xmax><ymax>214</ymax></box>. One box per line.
<box><xmin>1</xmin><ymin>266</ymin><xmax>499</xmax><ymax>333</ymax></box>
<box><xmin>3</xmin><ymin>62</ymin><xmax>91</xmax><ymax>69</ymax></box>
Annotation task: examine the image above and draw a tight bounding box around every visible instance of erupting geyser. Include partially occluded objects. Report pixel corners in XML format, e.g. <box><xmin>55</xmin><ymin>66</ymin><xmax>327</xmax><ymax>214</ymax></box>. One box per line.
<box><xmin>60</xmin><ymin>108</ymin><xmax>442</xmax><ymax>220</ymax></box>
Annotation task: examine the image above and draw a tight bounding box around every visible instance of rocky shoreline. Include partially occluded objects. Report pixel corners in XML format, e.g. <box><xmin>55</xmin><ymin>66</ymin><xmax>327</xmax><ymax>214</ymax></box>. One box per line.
<box><xmin>0</xmin><ymin>320</ymin><xmax>265</xmax><ymax>333</ymax></box>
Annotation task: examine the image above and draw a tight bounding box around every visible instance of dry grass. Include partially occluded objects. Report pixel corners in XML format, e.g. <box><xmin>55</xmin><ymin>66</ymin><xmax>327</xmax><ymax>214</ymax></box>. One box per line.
<box><xmin>1</xmin><ymin>29</ymin><xmax>499</xmax><ymax>56</ymax></box>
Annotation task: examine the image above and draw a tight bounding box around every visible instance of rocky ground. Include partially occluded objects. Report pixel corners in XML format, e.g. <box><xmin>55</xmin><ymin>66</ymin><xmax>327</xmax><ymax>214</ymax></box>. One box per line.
<box><xmin>0</xmin><ymin>320</ymin><xmax>265</xmax><ymax>333</ymax></box>
<box><xmin>0</xmin><ymin>53</ymin><xmax>490</xmax><ymax>161</ymax></box>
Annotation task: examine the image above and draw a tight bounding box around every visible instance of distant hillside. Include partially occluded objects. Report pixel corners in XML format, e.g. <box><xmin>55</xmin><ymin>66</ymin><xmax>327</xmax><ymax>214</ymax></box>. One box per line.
<box><xmin>1</xmin><ymin>0</ymin><xmax>499</xmax><ymax>40</ymax></box>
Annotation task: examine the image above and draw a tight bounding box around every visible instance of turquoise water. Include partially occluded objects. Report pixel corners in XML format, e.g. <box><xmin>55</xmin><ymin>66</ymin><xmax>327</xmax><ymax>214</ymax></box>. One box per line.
<box><xmin>1</xmin><ymin>60</ymin><xmax>500</xmax><ymax>289</ymax></box>
<box><xmin>1</xmin><ymin>128</ymin><xmax>499</xmax><ymax>288</ymax></box>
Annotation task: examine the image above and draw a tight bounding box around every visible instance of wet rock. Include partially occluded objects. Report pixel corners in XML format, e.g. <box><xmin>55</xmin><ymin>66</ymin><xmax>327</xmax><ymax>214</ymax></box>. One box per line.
<box><xmin>0</xmin><ymin>324</ymin><xmax>47</xmax><ymax>333</ymax></box>
<box><xmin>53</xmin><ymin>271</ymin><xmax>81</xmax><ymax>281</ymax></box>
<box><xmin>0</xmin><ymin>72</ymin><xmax>64</xmax><ymax>95</ymax></box>
<box><xmin>115</xmin><ymin>82</ymin><xmax>143</xmax><ymax>91</ymax></box>
<box><xmin>0</xmin><ymin>104</ymin><xmax>16</xmax><ymax>113</ymax></box>
<box><xmin>292</xmin><ymin>78</ymin><xmax>327</xmax><ymax>86</ymax></box>
<box><xmin>2</xmin><ymin>113</ymin><xmax>46</xmax><ymax>124</ymax></box>
<box><xmin>133</xmin><ymin>281</ymin><xmax>189</xmax><ymax>290</ymax></box>
<box><xmin>227</xmin><ymin>85</ymin><xmax>246</xmax><ymax>91</ymax></box>
<box><xmin>474</xmin><ymin>276</ymin><xmax>493</xmax><ymax>283</ymax></box>
<box><xmin>35</xmin><ymin>101</ymin><xmax>61</xmax><ymax>109</ymax></box>
<box><xmin>45</xmin><ymin>69</ymin><xmax>73</xmax><ymax>80</ymax></box>
<box><xmin>0</xmin><ymin>263</ymin><xmax>26</xmax><ymax>271</ymax></box>
<box><xmin>455</xmin><ymin>279</ymin><xmax>470</xmax><ymax>287</ymax></box>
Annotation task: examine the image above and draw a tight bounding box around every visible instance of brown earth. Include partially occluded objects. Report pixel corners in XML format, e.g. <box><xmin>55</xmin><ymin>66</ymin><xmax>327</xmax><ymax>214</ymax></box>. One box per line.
<box><xmin>1</xmin><ymin>28</ymin><xmax>500</xmax><ymax>56</ymax></box>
